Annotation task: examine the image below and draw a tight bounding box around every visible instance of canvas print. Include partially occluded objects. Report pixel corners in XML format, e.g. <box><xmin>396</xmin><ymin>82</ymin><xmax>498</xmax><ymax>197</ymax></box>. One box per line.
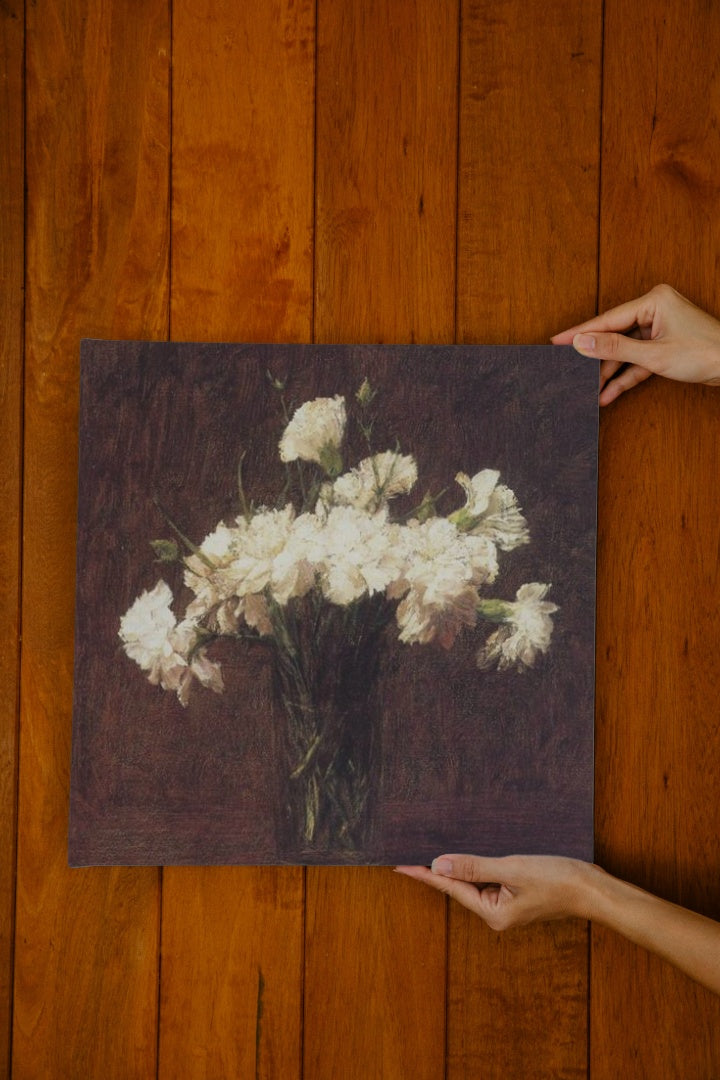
<box><xmin>69</xmin><ymin>342</ymin><xmax>597</xmax><ymax>866</ymax></box>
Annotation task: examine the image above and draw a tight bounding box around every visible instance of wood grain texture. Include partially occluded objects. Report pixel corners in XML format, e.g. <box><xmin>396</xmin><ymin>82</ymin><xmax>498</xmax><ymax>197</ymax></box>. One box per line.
<box><xmin>159</xmin><ymin>2</ymin><xmax>314</xmax><ymax>1075</ymax></box>
<box><xmin>305</xmin><ymin>868</ymin><xmax>447</xmax><ymax>1078</ymax></box>
<box><xmin>0</xmin><ymin>1</ymin><xmax>24</xmax><ymax>1073</ymax></box>
<box><xmin>449</xmin><ymin>2</ymin><xmax>603</xmax><ymax>1075</ymax></box>
<box><xmin>14</xmin><ymin>0</ymin><xmax>169</xmax><ymax>1075</ymax></box>
<box><xmin>456</xmin><ymin>0</ymin><xmax>603</xmax><ymax>344</ymax></box>
<box><xmin>8</xmin><ymin>0</ymin><xmax>720</xmax><ymax>1072</ymax></box>
<box><xmin>591</xmin><ymin>0</ymin><xmax>720</xmax><ymax>1071</ymax></box>
<box><xmin>160</xmin><ymin>868</ymin><xmax>303</xmax><ymax>1079</ymax></box>
<box><xmin>306</xmin><ymin>2</ymin><xmax>457</xmax><ymax>1076</ymax></box>
<box><xmin>314</xmin><ymin>0</ymin><xmax>458</xmax><ymax>346</ymax></box>
<box><xmin>171</xmin><ymin>0</ymin><xmax>315</xmax><ymax>344</ymax></box>
<box><xmin>594</xmin><ymin>385</ymin><xmax>720</xmax><ymax>1075</ymax></box>
<box><xmin>594</xmin><ymin>5</ymin><xmax>720</xmax><ymax>1068</ymax></box>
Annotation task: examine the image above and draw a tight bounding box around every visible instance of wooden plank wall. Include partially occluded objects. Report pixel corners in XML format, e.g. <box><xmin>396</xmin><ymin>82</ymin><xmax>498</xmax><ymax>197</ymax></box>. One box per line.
<box><xmin>2</xmin><ymin>0</ymin><xmax>719</xmax><ymax>1076</ymax></box>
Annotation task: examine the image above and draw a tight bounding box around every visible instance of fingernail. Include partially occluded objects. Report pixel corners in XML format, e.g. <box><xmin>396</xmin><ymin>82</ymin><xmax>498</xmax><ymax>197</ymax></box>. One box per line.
<box><xmin>431</xmin><ymin>857</ymin><xmax>453</xmax><ymax>875</ymax></box>
<box><xmin>574</xmin><ymin>333</ymin><xmax>596</xmax><ymax>351</ymax></box>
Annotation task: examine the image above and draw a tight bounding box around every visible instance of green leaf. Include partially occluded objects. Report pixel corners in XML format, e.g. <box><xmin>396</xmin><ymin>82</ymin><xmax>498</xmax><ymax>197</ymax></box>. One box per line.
<box><xmin>150</xmin><ymin>539</ymin><xmax>180</xmax><ymax>563</ymax></box>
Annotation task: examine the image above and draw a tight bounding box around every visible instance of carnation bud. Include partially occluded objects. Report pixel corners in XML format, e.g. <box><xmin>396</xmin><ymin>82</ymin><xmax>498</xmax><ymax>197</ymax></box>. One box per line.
<box><xmin>355</xmin><ymin>377</ymin><xmax>376</xmax><ymax>408</ymax></box>
<box><xmin>476</xmin><ymin>598</ymin><xmax>513</xmax><ymax>623</ymax></box>
<box><xmin>266</xmin><ymin>369</ymin><xmax>286</xmax><ymax>391</ymax></box>
<box><xmin>414</xmin><ymin>492</ymin><xmax>437</xmax><ymax>523</ymax></box>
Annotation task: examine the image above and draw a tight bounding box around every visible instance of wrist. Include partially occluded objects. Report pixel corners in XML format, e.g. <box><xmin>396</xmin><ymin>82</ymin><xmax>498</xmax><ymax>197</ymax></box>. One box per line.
<box><xmin>565</xmin><ymin>860</ymin><xmax>622</xmax><ymax>921</ymax></box>
<box><xmin>574</xmin><ymin>862</ymin><xmax>661</xmax><ymax>929</ymax></box>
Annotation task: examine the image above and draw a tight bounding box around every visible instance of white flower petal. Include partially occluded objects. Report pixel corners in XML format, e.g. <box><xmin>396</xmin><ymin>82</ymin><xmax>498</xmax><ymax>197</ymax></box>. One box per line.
<box><xmin>453</xmin><ymin>470</ymin><xmax>529</xmax><ymax>551</ymax></box>
<box><xmin>119</xmin><ymin>581</ymin><xmax>177</xmax><ymax>669</ymax></box>
<box><xmin>119</xmin><ymin>582</ymin><xmax>225</xmax><ymax>706</ymax></box>
<box><xmin>329</xmin><ymin>451</ymin><xmax>418</xmax><ymax>512</ymax></box>
<box><xmin>243</xmin><ymin>593</ymin><xmax>273</xmax><ymax>636</ymax></box>
<box><xmin>391</xmin><ymin>518</ymin><xmax>486</xmax><ymax>646</ymax></box>
<box><xmin>455</xmin><ymin>469</ymin><xmax>500</xmax><ymax>516</ymax></box>
<box><xmin>397</xmin><ymin>586</ymin><xmax>478</xmax><ymax>648</ymax></box>
<box><xmin>477</xmin><ymin>582</ymin><xmax>558</xmax><ymax>671</ymax></box>
<box><xmin>315</xmin><ymin>506</ymin><xmax>406</xmax><ymax>606</ymax></box>
<box><xmin>279</xmin><ymin>395</ymin><xmax>346</xmax><ymax>465</ymax></box>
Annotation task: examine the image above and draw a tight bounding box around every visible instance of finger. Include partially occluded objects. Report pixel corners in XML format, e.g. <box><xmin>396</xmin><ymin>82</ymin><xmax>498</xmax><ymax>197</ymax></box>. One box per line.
<box><xmin>572</xmin><ymin>331</ymin><xmax>667</xmax><ymax>372</ymax></box>
<box><xmin>551</xmin><ymin>291</ymin><xmax>659</xmax><ymax>341</ymax></box>
<box><xmin>598</xmin><ymin>365</ymin><xmax>653</xmax><ymax>406</ymax></box>
<box><xmin>394</xmin><ymin>865</ymin><xmax>433</xmax><ymax>882</ymax></box>
<box><xmin>599</xmin><ymin>357</ymin><xmax>623</xmax><ymax>390</ymax></box>
<box><xmin>395</xmin><ymin>865</ymin><xmax>487</xmax><ymax>915</ymax></box>
<box><xmin>431</xmin><ymin>853</ymin><xmax>510</xmax><ymax>884</ymax></box>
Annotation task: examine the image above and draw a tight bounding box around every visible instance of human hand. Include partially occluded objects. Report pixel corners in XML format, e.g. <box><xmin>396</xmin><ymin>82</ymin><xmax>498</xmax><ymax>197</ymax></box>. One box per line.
<box><xmin>397</xmin><ymin>853</ymin><xmax>720</xmax><ymax>993</ymax></box>
<box><xmin>395</xmin><ymin>854</ymin><xmax>602</xmax><ymax>930</ymax></box>
<box><xmin>551</xmin><ymin>283</ymin><xmax>720</xmax><ymax>405</ymax></box>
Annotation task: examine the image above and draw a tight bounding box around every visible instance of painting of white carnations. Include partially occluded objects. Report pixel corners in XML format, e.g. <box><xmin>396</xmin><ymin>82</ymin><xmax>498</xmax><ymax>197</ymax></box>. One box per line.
<box><xmin>70</xmin><ymin>342</ymin><xmax>598</xmax><ymax>867</ymax></box>
<box><xmin>119</xmin><ymin>379</ymin><xmax>558</xmax><ymax>855</ymax></box>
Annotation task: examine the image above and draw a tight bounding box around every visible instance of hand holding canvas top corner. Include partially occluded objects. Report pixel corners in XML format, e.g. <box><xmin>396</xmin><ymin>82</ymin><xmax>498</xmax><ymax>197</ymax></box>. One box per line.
<box><xmin>552</xmin><ymin>283</ymin><xmax>720</xmax><ymax>406</ymax></box>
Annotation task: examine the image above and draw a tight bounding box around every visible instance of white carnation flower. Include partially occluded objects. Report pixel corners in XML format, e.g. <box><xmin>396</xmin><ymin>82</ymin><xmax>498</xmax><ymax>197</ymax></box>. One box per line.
<box><xmin>390</xmin><ymin>518</ymin><xmax>497</xmax><ymax>648</ymax></box>
<box><xmin>169</xmin><ymin>618</ymin><xmax>225</xmax><ymax>705</ymax></box>
<box><xmin>315</xmin><ymin>506</ymin><xmax>406</xmax><ymax>606</ymax></box>
<box><xmin>390</xmin><ymin>517</ymin><xmax>498</xmax><ymax>598</ymax></box>
<box><xmin>451</xmin><ymin>469</ymin><xmax>529</xmax><ymax>551</ymax></box>
<box><xmin>328</xmin><ymin>451</ymin><xmax>418</xmax><ymax>512</ymax></box>
<box><xmin>477</xmin><ymin>582</ymin><xmax>558</xmax><ymax>671</ymax></box>
<box><xmin>395</xmin><ymin>585</ymin><xmax>479</xmax><ymax>649</ymax></box>
<box><xmin>227</xmin><ymin>506</ymin><xmax>318</xmax><ymax>606</ymax></box>
<box><xmin>119</xmin><ymin>579</ymin><xmax>177</xmax><ymax>669</ymax></box>
<box><xmin>119</xmin><ymin>580</ymin><xmax>224</xmax><ymax>705</ymax></box>
<box><xmin>194</xmin><ymin>521</ymin><xmax>237</xmax><ymax>562</ymax></box>
<box><xmin>183</xmin><ymin>521</ymin><xmax>260</xmax><ymax>633</ymax></box>
<box><xmin>185</xmin><ymin>507</ymin><xmax>321</xmax><ymax>629</ymax></box>
<box><xmin>279</xmin><ymin>395</ymin><xmax>347</xmax><ymax>473</ymax></box>
<box><xmin>183</xmin><ymin>521</ymin><xmax>245</xmax><ymax>613</ymax></box>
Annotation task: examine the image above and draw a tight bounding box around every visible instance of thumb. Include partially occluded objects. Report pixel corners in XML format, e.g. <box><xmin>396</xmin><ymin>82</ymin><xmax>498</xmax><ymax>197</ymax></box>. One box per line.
<box><xmin>573</xmin><ymin>331</ymin><xmax>664</xmax><ymax>372</ymax></box>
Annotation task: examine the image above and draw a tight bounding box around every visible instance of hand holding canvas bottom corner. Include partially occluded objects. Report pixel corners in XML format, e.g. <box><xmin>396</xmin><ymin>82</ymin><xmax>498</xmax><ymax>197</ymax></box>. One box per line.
<box><xmin>394</xmin><ymin>854</ymin><xmax>720</xmax><ymax>996</ymax></box>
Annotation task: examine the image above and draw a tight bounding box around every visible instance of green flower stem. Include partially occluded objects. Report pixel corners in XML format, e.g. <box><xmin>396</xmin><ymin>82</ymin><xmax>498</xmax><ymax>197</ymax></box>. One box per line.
<box><xmin>403</xmin><ymin>487</ymin><xmax>448</xmax><ymax>523</ymax></box>
<box><xmin>237</xmin><ymin>451</ymin><xmax>252</xmax><ymax>523</ymax></box>
<box><xmin>296</xmin><ymin>460</ymin><xmax>308</xmax><ymax>505</ymax></box>
<box><xmin>153</xmin><ymin>497</ymin><xmax>215</xmax><ymax>569</ymax></box>
<box><xmin>289</xmin><ymin>732</ymin><xmax>322</xmax><ymax>780</ymax></box>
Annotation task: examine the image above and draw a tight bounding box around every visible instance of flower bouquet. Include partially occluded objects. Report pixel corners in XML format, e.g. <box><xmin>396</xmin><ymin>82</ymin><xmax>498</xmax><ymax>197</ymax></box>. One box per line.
<box><xmin>119</xmin><ymin>379</ymin><xmax>557</xmax><ymax>854</ymax></box>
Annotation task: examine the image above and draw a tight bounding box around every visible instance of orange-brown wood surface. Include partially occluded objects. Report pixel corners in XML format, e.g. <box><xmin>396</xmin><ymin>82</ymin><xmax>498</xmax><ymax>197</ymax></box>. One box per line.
<box><xmin>592</xmin><ymin>1</ymin><xmax>720</xmax><ymax>1074</ymax></box>
<box><xmin>4</xmin><ymin>1</ymin><xmax>720</xmax><ymax>1076</ymax></box>
<box><xmin>14</xmin><ymin>1</ymin><xmax>168</xmax><ymax>1076</ymax></box>
<box><xmin>0</xmin><ymin>3</ymin><xmax>23</xmax><ymax>1075</ymax></box>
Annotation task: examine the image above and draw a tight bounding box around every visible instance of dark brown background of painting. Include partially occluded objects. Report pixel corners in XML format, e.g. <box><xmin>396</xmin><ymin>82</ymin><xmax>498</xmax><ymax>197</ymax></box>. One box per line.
<box><xmin>70</xmin><ymin>342</ymin><xmax>596</xmax><ymax>865</ymax></box>
<box><xmin>4</xmin><ymin>0</ymin><xmax>720</xmax><ymax>1075</ymax></box>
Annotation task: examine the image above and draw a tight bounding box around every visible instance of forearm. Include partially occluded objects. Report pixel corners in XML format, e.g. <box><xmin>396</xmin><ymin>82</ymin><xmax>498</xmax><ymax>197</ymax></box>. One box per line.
<box><xmin>579</xmin><ymin>865</ymin><xmax>720</xmax><ymax>995</ymax></box>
